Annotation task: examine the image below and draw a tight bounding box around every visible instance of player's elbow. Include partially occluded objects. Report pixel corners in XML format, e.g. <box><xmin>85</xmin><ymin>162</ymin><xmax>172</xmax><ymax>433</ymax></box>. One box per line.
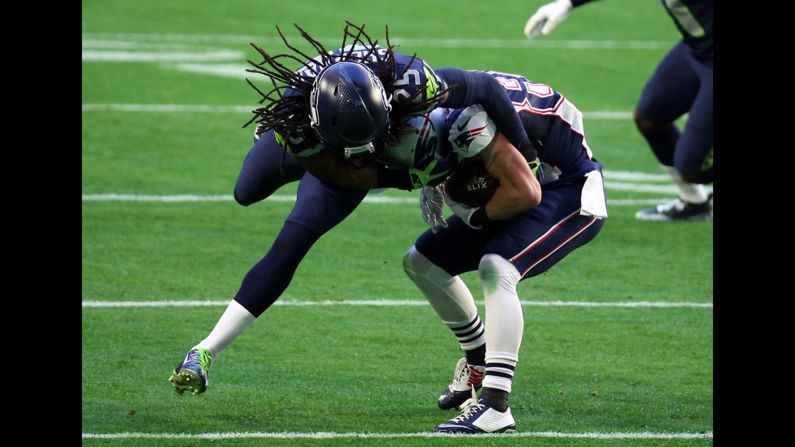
<box><xmin>522</xmin><ymin>181</ymin><xmax>542</xmax><ymax>209</ymax></box>
<box><xmin>502</xmin><ymin>180</ymin><xmax>540</xmax><ymax>212</ymax></box>
<box><xmin>516</xmin><ymin>175</ymin><xmax>542</xmax><ymax>210</ymax></box>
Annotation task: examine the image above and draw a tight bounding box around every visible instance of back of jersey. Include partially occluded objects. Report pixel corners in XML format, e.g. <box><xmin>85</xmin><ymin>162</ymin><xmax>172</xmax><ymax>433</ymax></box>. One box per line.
<box><xmin>449</xmin><ymin>70</ymin><xmax>600</xmax><ymax>186</ymax></box>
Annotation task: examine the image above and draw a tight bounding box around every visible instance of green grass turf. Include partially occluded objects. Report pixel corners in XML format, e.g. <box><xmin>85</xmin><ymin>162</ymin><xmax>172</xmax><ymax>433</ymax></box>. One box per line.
<box><xmin>83</xmin><ymin>305</ymin><xmax>711</xmax><ymax>434</ymax></box>
<box><xmin>83</xmin><ymin>0</ymin><xmax>712</xmax><ymax>444</ymax></box>
<box><xmin>82</xmin><ymin>202</ymin><xmax>711</xmax><ymax>302</ymax></box>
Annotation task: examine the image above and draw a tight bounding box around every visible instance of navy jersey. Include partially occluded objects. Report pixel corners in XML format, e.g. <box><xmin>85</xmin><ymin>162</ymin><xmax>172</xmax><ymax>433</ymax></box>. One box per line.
<box><xmin>445</xmin><ymin>70</ymin><xmax>599</xmax><ymax>187</ymax></box>
<box><xmin>278</xmin><ymin>45</ymin><xmax>444</xmax><ymax>157</ymax></box>
<box><xmin>574</xmin><ymin>0</ymin><xmax>712</xmax><ymax>63</ymax></box>
<box><xmin>659</xmin><ymin>0</ymin><xmax>712</xmax><ymax>63</ymax></box>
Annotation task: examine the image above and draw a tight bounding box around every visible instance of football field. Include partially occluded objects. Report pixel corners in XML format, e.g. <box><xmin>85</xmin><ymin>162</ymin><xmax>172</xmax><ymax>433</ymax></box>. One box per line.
<box><xmin>82</xmin><ymin>0</ymin><xmax>713</xmax><ymax>445</ymax></box>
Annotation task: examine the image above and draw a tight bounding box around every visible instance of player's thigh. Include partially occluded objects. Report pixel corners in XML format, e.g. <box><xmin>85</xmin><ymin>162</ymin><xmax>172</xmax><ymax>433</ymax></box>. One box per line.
<box><xmin>285</xmin><ymin>173</ymin><xmax>368</xmax><ymax>238</ymax></box>
<box><xmin>636</xmin><ymin>42</ymin><xmax>700</xmax><ymax>123</ymax></box>
<box><xmin>234</xmin><ymin>130</ymin><xmax>305</xmax><ymax>204</ymax></box>
<box><xmin>483</xmin><ymin>183</ymin><xmax>604</xmax><ymax>279</ymax></box>
<box><xmin>414</xmin><ymin>217</ymin><xmax>507</xmax><ymax>276</ymax></box>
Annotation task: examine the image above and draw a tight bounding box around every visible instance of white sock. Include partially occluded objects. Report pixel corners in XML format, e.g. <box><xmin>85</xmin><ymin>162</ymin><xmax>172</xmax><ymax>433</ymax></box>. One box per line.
<box><xmin>193</xmin><ymin>300</ymin><xmax>256</xmax><ymax>357</ymax></box>
<box><xmin>662</xmin><ymin>165</ymin><xmax>709</xmax><ymax>204</ymax></box>
<box><xmin>479</xmin><ymin>254</ymin><xmax>523</xmax><ymax>393</ymax></box>
<box><xmin>402</xmin><ymin>246</ymin><xmax>485</xmax><ymax>350</ymax></box>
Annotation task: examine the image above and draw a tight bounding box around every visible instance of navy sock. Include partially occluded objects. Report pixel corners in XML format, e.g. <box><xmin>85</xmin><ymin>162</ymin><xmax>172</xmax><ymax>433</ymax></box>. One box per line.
<box><xmin>465</xmin><ymin>344</ymin><xmax>486</xmax><ymax>366</ymax></box>
<box><xmin>480</xmin><ymin>387</ymin><xmax>509</xmax><ymax>412</ymax></box>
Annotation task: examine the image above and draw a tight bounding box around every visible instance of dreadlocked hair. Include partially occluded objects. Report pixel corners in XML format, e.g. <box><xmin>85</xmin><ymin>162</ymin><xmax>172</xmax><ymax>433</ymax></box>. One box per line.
<box><xmin>243</xmin><ymin>21</ymin><xmax>452</xmax><ymax>148</ymax></box>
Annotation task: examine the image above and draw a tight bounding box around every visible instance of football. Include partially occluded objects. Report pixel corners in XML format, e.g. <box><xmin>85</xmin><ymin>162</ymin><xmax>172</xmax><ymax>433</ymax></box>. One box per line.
<box><xmin>443</xmin><ymin>158</ymin><xmax>499</xmax><ymax>207</ymax></box>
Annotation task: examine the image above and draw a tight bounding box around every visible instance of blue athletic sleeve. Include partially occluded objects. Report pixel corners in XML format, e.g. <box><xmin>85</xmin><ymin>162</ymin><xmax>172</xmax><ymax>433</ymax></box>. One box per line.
<box><xmin>434</xmin><ymin>68</ymin><xmax>536</xmax><ymax>160</ymax></box>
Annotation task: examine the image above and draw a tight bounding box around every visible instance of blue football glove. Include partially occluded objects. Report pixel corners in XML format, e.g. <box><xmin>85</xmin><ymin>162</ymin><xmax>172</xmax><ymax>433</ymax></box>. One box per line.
<box><xmin>420</xmin><ymin>185</ymin><xmax>448</xmax><ymax>233</ymax></box>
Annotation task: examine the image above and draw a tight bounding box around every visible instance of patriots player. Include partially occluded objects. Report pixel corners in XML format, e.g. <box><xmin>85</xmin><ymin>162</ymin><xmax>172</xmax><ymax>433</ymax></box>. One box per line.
<box><xmin>402</xmin><ymin>71</ymin><xmax>607</xmax><ymax>433</ymax></box>
<box><xmin>524</xmin><ymin>0</ymin><xmax>713</xmax><ymax>221</ymax></box>
<box><xmin>169</xmin><ymin>23</ymin><xmax>537</xmax><ymax>397</ymax></box>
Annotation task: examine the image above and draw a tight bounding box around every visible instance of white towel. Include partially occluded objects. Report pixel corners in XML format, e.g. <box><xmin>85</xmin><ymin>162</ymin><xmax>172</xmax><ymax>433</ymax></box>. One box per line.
<box><xmin>580</xmin><ymin>170</ymin><xmax>608</xmax><ymax>218</ymax></box>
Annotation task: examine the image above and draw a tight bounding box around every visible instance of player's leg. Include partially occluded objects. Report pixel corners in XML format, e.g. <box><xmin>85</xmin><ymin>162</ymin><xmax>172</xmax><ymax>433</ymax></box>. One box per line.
<box><xmin>231</xmin><ymin>174</ymin><xmax>368</xmax><ymax>316</ymax></box>
<box><xmin>673</xmin><ymin>56</ymin><xmax>713</xmax><ymax>185</ymax></box>
<box><xmin>403</xmin><ymin>220</ymin><xmax>504</xmax><ymax>410</ymax></box>
<box><xmin>436</xmin><ymin>179</ymin><xmax>605</xmax><ymax>433</ymax></box>
<box><xmin>633</xmin><ymin>42</ymin><xmax>711</xmax><ymax>221</ymax></box>
<box><xmin>171</xmin><ymin>173</ymin><xmax>367</xmax><ymax>395</ymax></box>
<box><xmin>233</xmin><ymin>129</ymin><xmax>305</xmax><ymax>206</ymax></box>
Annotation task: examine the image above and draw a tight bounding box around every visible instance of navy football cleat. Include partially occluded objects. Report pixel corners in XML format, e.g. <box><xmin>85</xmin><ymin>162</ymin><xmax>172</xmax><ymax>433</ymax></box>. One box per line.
<box><xmin>435</xmin><ymin>397</ymin><xmax>516</xmax><ymax>434</ymax></box>
<box><xmin>169</xmin><ymin>348</ymin><xmax>213</xmax><ymax>396</ymax></box>
<box><xmin>635</xmin><ymin>193</ymin><xmax>712</xmax><ymax>221</ymax></box>
<box><xmin>438</xmin><ymin>358</ymin><xmax>485</xmax><ymax>410</ymax></box>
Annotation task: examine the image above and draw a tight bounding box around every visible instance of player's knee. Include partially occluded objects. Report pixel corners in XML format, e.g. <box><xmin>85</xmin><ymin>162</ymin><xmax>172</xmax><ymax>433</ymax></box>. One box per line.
<box><xmin>478</xmin><ymin>254</ymin><xmax>521</xmax><ymax>288</ymax></box>
<box><xmin>403</xmin><ymin>245</ymin><xmax>431</xmax><ymax>280</ymax></box>
<box><xmin>233</xmin><ymin>185</ymin><xmax>255</xmax><ymax>206</ymax></box>
<box><xmin>633</xmin><ymin>111</ymin><xmax>668</xmax><ymax>136</ymax></box>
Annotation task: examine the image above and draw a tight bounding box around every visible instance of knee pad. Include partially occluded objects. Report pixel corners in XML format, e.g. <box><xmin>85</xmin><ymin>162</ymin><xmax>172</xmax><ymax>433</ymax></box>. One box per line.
<box><xmin>478</xmin><ymin>254</ymin><xmax>521</xmax><ymax>294</ymax></box>
<box><xmin>403</xmin><ymin>245</ymin><xmax>478</xmax><ymax>325</ymax></box>
<box><xmin>402</xmin><ymin>245</ymin><xmax>431</xmax><ymax>279</ymax></box>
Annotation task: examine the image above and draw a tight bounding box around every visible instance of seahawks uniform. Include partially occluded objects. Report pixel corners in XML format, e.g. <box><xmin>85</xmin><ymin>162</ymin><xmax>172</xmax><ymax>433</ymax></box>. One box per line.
<box><xmin>414</xmin><ymin>70</ymin><xmax>607</xmax><ymax>279</ymax></box>
<box><xmin>573</xmin><ymin>0</ymin><xmax>712</xmax><ymax>63</ymax></box>
<box><xmin>275</xmin><ymin>45</ymin><xmax>445</xmax><ymax>158</ymax></box>
<box><xmin>601</xmin><ymin>0</ymin><xmax>712</xmax><ymax>178</ymax></box>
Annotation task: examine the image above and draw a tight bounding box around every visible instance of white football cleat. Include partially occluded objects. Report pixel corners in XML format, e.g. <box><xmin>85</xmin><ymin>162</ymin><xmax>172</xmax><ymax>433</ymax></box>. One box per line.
<box><xmin>438</xmin><ymin>357</ymin><xmax>485</xmax><ymax>410</ymax></box>
<box><xmin>435</xmin><ymin>396</ymin><xmax>516</xmax><ymax>434</ymax></box>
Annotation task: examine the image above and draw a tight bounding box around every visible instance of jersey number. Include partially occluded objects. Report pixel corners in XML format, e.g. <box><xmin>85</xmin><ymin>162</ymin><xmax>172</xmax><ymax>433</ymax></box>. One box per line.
<box><xmin>393</xmin><ymin>69</ymin><xmax>421</xmax><ymax>102</ymax></box>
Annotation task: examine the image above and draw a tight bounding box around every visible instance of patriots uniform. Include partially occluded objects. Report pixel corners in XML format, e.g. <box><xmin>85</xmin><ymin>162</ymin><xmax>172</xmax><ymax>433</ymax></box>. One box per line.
<box><xmin>413</xmin><ymin>71</ymin><xmax>606</xmax><ymax>280</ymax></box>
<box><xmin>446</xmin><ymin>70</ymin><xmax>601</xmax><ymax>188</ymax></box>
<box><xmin>276</xmin><ymin>45</ymin><xmax>444</xmax><ymax>157</ymax></box>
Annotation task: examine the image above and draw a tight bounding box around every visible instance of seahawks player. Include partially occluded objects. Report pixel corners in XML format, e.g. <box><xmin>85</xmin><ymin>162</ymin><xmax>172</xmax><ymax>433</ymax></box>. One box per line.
<box><xmin>524</xmin><ymin>0</ymin><xmax>713</xmax><ymax>221</ymax></box>
<box><xmin>169</xmin><ymin>23</ymin><xmax>536</xmax><ymax>397</ymax></box>
<box><xmin>403</xmin><ymin>70</ymin><xmax>607</xmax><ymax>433</ymax></box>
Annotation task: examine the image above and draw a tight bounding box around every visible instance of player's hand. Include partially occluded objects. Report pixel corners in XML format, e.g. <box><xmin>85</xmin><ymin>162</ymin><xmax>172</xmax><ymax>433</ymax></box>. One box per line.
<box><xmin>444</xmin><ymin>193</ymin><xmax>484</xmax><ymax>230</ymax></box>
<box><xmin>523</xmin><ymin>0</ymin><xmax>573</xmax><ymax>39</ymax></box>
<box><xmin>420</xmin><ymin>185</ymin><xmax>448</xmax><ymax>233</ymax></box>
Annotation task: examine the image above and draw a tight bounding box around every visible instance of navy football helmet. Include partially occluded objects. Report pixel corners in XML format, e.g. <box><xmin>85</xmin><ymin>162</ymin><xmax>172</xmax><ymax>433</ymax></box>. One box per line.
<box><xmin>309</xmin><ymin>62</ymin><xmax>392</xmax><ymax>158</ymax></box>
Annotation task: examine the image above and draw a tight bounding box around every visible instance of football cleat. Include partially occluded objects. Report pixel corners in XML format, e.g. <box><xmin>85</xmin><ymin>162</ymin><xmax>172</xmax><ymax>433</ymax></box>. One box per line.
<box><xmin>635</xmin><ymin>193</ymin><xmax>712</xmax><ymax>221</ymax></box>
<box><xmin>169</xmin><ymin>348</ymin><xmax>213</xmax><ymax>396</ymax></box>
<box><xmin>435</xmin><ymin>396</ymin><xmax>516</xmax><ymax>434</ymax></box>
<box><xmin>438</xmin><ymin>357</ymin><xmax>485</xmax><ymax>410</ymax></box>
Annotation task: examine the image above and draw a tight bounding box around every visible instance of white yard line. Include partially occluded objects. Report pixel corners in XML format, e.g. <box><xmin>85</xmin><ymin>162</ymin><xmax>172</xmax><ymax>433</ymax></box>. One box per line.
<box><xmin>82</xmin><ymin>50</ymin><xmax>244</xmax><ymax>62</ymax></box>
<box><xmin>82</xmin><ymin>103</ymin><xmax>253</xmax><ymax>113</ymax></box>
<box><xmin>81</xmin><ymin>430</ymin><xmax>712</xmax><ymax>440</ymax></box>
<box><xmin>81</xmin><ymin>299</ymin><xmax>712</xmax><ymax>309</ymax></box>
<box><xmin>82</xmin><ymin>32</ymin><xmax>675</xmax><ymax>50</ymax></box>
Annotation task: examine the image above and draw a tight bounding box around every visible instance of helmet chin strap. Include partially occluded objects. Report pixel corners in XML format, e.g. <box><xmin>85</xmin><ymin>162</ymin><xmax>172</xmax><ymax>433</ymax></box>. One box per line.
<box><xmin>343</xmin><ymin>142</ymin><xmax>376</xmax><ymax>159</ymax></box>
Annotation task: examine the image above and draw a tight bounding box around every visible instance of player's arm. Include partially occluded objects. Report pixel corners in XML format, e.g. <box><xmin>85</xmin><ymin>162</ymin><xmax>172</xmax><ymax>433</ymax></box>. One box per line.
<box><xmin>294</xmin><ymin>151</ymin><xmax>414</xmax><ymax>191</ymax></box>
<box><xmin>480</xmin><ymin>132</ymin><xmax>542</xmax><ymax>220</ymax></box>
<box><xmin>275</xmin><ymin>120</ymin><xmax>414</xmax><ymax>191</ymax></box>
<box><xmin>293</xmin><ymin>151</ymin><xmax>375</xmax><ymax>188</ymax></box>
<box><xmin>434</xmin><ymin>68</ymin><xmax>538</xmax><ymax>162</ymax></box>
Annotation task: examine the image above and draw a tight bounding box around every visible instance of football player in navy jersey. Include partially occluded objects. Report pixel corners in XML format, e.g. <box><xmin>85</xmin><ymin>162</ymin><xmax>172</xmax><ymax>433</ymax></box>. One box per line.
<box><xmin>169</xmin><ymin>23</ymin><xmax>538</xmax><ymax>397</ymax></box>
<box><xmin>402</xmin><ymin>71</ymin><xmax>607</xmax><ymax>433</ymax></box>
<box><xmin>524</xmin><ymin>0</ymin><xmax>713</xmax><ymax>221</ymax></box>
